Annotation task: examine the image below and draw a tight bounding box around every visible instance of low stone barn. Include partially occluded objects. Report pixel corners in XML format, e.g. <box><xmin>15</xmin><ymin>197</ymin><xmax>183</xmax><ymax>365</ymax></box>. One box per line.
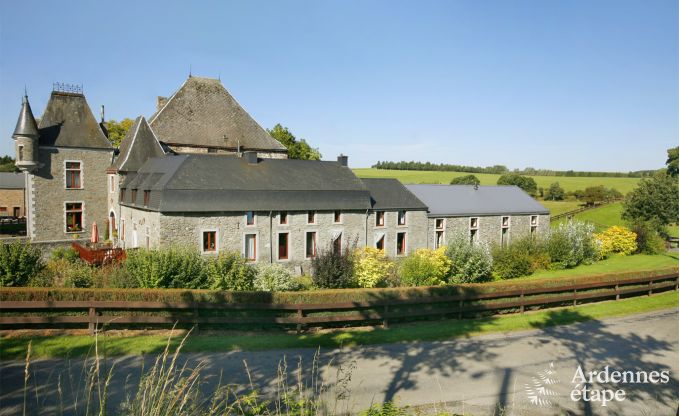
<box><xmin>405</xmin><ymin>184</ymin><xmax>550</xmax><ymax>248</ymax></box>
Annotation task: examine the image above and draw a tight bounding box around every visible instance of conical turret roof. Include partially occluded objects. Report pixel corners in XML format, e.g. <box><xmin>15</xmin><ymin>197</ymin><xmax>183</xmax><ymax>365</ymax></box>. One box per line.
<box><xmin>13</xmin><ymin>95</ymin><xmax>39</xmax><ymax>138</ymax></box>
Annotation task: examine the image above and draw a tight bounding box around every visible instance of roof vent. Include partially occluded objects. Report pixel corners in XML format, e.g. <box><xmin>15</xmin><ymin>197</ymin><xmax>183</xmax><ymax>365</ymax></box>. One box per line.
<box><xmin>243</xmin><ymin>151</ymin><xmax>258</xmax><ymax>164</ymax></box>
<box><xmin>337</xmin><ymin>154</ymin><xmax>348</xmax><ymax>167</ymax></box>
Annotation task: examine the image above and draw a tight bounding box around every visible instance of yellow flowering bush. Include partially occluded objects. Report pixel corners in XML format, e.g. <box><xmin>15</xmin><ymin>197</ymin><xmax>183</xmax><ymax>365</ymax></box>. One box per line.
<box><xmin>399</xmin><ymin>247</ymin><xmax>452</xmax><ymax>287</ymax></box>
<box><xmin>594</xmin><ymin>226</ymin><xmax>637</xmax><ymax>258</ymax></box>
<box><xmin>353</xmin><ymin>247</ymin><xmax>393</xmax><ymax>288</ymax></box>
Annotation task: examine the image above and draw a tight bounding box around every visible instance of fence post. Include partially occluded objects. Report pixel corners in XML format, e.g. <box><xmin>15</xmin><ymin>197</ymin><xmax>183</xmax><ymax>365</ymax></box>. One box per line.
<box><xmin>573</xmin><ymin>289</ymin><xmax>577</xmax><ymax>307</ymax></box>
<box><xmin>615</xmin><ymin>283</ymin><xmax>620</xmax><ymax>301</ymax></box>
<box><xmin>675</xmin><ymin>276</ymin><xmax>679</xmax><ymax>291</ymax></box>
<box><xmin>520</xmin><ymin>290</ymin><xmax>525</xmax><ymax>314</ymax></box>
<box><xmin>296</xmin><ymin>308</ymin><xmax>303</xmax><ymax>334</ymax></box>
<box><xmin>458</xmin><ymin>299</ymin><xmax>463</xmax><ymax>320</ymax></box>
<box><xmin>88</xmin><ymin>297</ymin><xmax>96</xmax><ymax>335</ymax></box>
<box><xmin>648</xmin><ymin>279</ymin><xmax>653</xmax><ymax>296</ymax></box>
<box><xmin>193</xmin><ymin>307</ymin><xmax>199</xmax><ymax>335</ymax></box>
<box><xmin>382</xmin><ymin>305</ymin><xmax>389</xmax><ymax>329</ymax></box>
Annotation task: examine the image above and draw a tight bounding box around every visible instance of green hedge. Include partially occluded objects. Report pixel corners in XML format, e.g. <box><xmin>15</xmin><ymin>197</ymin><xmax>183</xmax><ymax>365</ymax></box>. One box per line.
<box><xmin>1</xmin><ymin>267</ymin><xmax>676</xmax><ymax>305</ymax></box>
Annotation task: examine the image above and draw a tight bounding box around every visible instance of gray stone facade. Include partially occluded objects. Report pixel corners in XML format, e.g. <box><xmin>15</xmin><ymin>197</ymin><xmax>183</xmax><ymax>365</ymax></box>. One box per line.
<box><xmin>30</xmin><ymin>147</ymin><xmax>113</xmax><ymax>242</ymax></box>
<box><xmin>426</xmin><ymin>214</ymin><xmax>550</xmax><ymax>248</ymax></box>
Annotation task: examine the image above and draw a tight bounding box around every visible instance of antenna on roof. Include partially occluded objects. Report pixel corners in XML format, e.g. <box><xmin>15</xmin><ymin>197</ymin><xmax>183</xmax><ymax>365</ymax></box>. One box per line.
<box><xmin>189</xmin><ymin>64</ymin><xmax>192</xmax><ymax>78</ymax></box>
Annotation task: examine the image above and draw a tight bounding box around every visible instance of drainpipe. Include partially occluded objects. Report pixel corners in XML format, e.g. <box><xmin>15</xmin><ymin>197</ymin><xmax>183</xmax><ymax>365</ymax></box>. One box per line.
<box><xmin>269</xmin><ymin>211</ymin><xmax>273</xmax><ymax>264</ymax></box>
<box><xmin>365</xmin><ymin>208</ymin><xmax>369</xmax><ymax>246</ymax></box>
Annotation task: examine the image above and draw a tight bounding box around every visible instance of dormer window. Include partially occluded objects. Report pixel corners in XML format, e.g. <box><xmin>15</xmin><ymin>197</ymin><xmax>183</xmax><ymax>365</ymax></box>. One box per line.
<box><xmin>143</xmin><ymin>190</ymin><xmax>150</xmax><ymax>206</ymax></box>
<box><xmin>65</xmin><ymin>161</ymin><xmax>82</xmax><ymax>189</ymax></box>
<box><xmin>131</xmin><ymin>189</ymin><xmax>138</xmax><ymax>203</ymax></box>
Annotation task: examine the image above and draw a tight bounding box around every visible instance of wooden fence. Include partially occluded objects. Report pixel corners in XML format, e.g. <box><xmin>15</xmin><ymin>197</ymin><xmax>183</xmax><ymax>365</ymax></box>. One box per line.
<box><xmin>1</xmin><ymin>272</ymin><xmax>677</xmax><ymax>334</ymax></box>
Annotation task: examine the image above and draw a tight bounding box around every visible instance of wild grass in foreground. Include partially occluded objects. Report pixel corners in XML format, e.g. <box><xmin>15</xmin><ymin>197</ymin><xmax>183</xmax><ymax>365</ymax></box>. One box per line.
<box><xmin>3</xmin><ymin>290</ymin><xmax>678</xmax><ymax>360</ymax></box>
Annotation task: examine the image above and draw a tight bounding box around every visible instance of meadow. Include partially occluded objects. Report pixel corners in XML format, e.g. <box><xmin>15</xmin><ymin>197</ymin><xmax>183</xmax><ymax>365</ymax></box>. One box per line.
<box><xmin>353</xmin><ymin>168</ymin><xmax>641</xmax><ymax>194</ymax></box>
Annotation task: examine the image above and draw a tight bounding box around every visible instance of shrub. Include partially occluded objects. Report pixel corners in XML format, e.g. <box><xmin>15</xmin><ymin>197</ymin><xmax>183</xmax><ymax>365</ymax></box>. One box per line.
<box><xmin>629</xmin><ymin>221</ymin><xmax>666</xmax><ymax>255</ymax></box>
<box><xmin>254</xmin><ymin>263</ymin><xmax>299</xmax><ymax>292</ymax></box>
<box><xmin>496</xmin><ymin>173</ymin><xmax>538</xmax><ymax>196</ymax></box>
<box><xmin>0</xmin><ymin>241</ymin><xmax>44</xmax><ymax>287</ymax></box>
<box><xmin>398</xmin><ymin>247</ymin><xmax>451</xmax><ymax>287</ymax></box>
<box><xmin>50</xmin><ymin>246</ymin><xmax>80</xmax><ymax>263</ymax></box>
<box><xmin>594</xmin><ymin>226</ymin><xmax>637</xmax><ymax>258</ymax></box>
<box><xmin>41</xmin><ymin>259</ymin><xmax>94</xmax><ymax>288</ymax></box>
<box><xmin>450</xmin><ymin>174</ymin><xmax>480</xmax><ymax>186</ymax></box>
<box><xmin>445</xmin><ymin>234</ymin><xmax>493</xmax><ymax>283</ymax></box>
<box><xmin>125</xmin><ymin>247</ymin><xmax>208</xmax><ymax>289</ymax></box>
<box><xmin>492</xmin><ymin>239</ymin><xmax>538</xmax><ymax>280</ymax></box>
<box><xmin>206</xmin><ymin>252</ymin><xmax>256</xmax><ymax>291</ymax></box>
<box><xmin>353</xmin><ymin>247</ymin><xmax>393</xmax><ymax>288</ymax></box>
<box><xmin>546</xmin><ymin>221</ymin><xmax>598</xmax><ymax>269</ymax></box>
<box><xmin>545</xmin><ymin>182</ymin><xmax>565</xmax><ymax>201</ymax></box>
<box><xmin>311</xmin><ymin>242</ymin><xmax>355</xmax><ymax>289</ymax></box>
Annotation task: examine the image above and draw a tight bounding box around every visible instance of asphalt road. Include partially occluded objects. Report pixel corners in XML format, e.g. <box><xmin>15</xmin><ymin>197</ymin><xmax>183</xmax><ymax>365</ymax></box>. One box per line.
<box><xmin>1</xmin><ymin>308</ymin><xmax>678</xmax><ymax>415</ymax></box>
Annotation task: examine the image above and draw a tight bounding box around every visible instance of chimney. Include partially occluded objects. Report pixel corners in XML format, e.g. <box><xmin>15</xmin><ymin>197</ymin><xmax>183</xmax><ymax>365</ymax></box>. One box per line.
<box><xmin>156</xmin><ymin>96</ymin><xmax>168</xmax><ymax>111</ymax></box>
<box><xmin>243</xmin><ymin>151</ymin><xmax>258</xmax><ymax>164</ymax></box>
<box><xmin>337</xmin><ymin>154</ymin><xmax>348</xmax><ymax>167</ymax></box>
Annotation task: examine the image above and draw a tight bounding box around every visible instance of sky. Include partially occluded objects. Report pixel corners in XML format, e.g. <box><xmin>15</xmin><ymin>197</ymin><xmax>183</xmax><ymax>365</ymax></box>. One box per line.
<box><xmin>0</xmin><ymin>0</ymin><xmax>677</xmax><ymax>171</ymax></box>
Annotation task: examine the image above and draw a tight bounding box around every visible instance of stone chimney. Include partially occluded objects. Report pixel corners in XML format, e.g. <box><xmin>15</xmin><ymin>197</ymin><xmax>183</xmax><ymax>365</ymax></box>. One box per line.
<box><xmin>156</xmin><ymin>96</ymin><xmax>168</xmax><ymax>111</ymax></box>
<box><xmin>337</xmin><ymin>154</ymin><xmax>348</xmax><ymax>167</ymax></box>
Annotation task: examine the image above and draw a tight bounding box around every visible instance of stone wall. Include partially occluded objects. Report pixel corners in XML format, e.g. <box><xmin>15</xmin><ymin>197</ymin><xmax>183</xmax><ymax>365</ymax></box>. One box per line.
<box><xmin>0</xmin><ymin>189</ymin><xmax>25</xmax><ymax>217</ymax></box>
<box><xmin>31</xmin><ymin>147</ymin><xmax>113</xmax><ymax>242</ymax></box>
<box><xmin>366</xmin><ymin>210</ymin><xmax>429</xmax><ymax>257</ymax></box>
<box><xmin>167</xmin><ymin>145</ymin><xmax>287</xmax><ymax>159</ymax></box>
<box><xmin>428</xmin><ymin>213</ymin><xmax>550</xmax><ymax>247</ymax></box>
<box><xmin>119</xmin><ymin>205</ymin><xmax>161</xmax><ymax>249</ymax></box>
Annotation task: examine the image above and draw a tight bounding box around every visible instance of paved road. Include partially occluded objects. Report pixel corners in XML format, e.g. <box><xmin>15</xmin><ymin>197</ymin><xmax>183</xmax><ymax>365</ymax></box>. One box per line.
<box><xmin>2</xmin><ymin>308</ymin><xmax>678</xmax><ymax>415</ymax></box>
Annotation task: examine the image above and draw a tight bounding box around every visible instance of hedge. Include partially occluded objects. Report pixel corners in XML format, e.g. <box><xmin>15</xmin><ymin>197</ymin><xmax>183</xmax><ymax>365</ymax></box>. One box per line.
<box><xmin>2</xmin><ymin>267</ymin><xmax>676</xmax><ymax>305</ymax></box>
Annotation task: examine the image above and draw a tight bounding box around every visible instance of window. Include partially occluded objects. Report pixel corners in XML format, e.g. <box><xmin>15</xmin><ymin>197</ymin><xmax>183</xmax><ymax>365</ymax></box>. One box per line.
<box><xmin>65</xmin><ymin>161</ymin><xmax>82</xmax><ymax>189</ymax></box>
<box><xmin>13</xmin><ymin>207</ymin><xmax>20</xmax><ymax>217</ymax></box>
<box><xmin>334</xmin><ymin>211</ymin><xmax>342</xmax><ymax>223</ymax></box>
<box><xmin>65</xmin><ymin>202</ymin><xmax>83</xmax><ymax>232</ymax></box>
<box><xmin>131</xmin><ymin>189</ymin><xmax>138</xmax><ymax>203</ymax></box>
<box><xmin>332</xmin><ymin>232</ymin><xmax>342</xmax><ymax>254</ymax></box>
<box><xmin>18</xmin><ymin>145</ymin><xmax>24</xmax><ymax>161</ymax></box>
<box><xmin>530</xmin><ymin>215</ymin><xmax>539</xmax><ymax>235</ymax></box>
<box><xmin>396</xmin><ymin>232</ymin><xmax>406</xmax><ymax>255</ymax></box>
<box><xmin>246</xmin><ymin>211</ymin><xmax>255</xmax><ymax>226</ymax></box>
<box><xmin>0</xmin><ymin>207</ymin><xmax>6</xmax><ymax>214</ymax></box>
<box><xmin>470</xmin><ymin>229</ymin><xmax>478</xmax><ymax>243</ymax></box>
<box><xmin>470</xmin><ymin>217</ymin><xmax>479</xmax><ymax>229</ymax></box>
<box><xmin>435</xmin><ymin>219</ymin><xmax>444</xmax><ymax>230</ymax></box>
<box><xmin>278</xmin><ymin>232</ymin><xmax>289</xmax><ymax>260</ymax></box>
<box><xmin>502</xmin><ymin>216</ymin><xmax>510</xmax><ymax>228</ymax></box>
<box><xmin>110</xmin><ymin>176</ymin><xmax>115</xmax><ymax>193</ymax></box>
<box><xmin>435</xmin><ymin>218</ymin><xmax>445</xmax><ymax>249</ymax></box>
<box><xmin>307</xmin><ymin>211</ymin><xmax>316</xmax><ymax>224</ymax></box>
<box><xmin>244</xmin><ymin>234</ymin><xmax>257</xmax><ymax>261</ymax></box>
<box><xmin>398</xmin><ymin>210</ymin><xmax>407</xmax><ymax>226</ymax></box>
<box><xmin>305</xmin><ymin>232</ymin><xmax>317</xmax><ymax>258</ymax></box>
<box><xmin>376</xmin><ymin>234</ymin><xmax>385</xmax><ymax>251</ymax></box>
<box><xmin>120</xmin><ymin>188</ymin><xmax>126</xmax><ymax>202</ymax></box>
<box><xmin>469</xmin><ymin>217</ymin><xmax>479</xmax><ymax>243</ymax></box>
<box><xmin>501</xmin><ymin>227</ymin><xmax>509</xmax><ymax>247</ymax></box>
<box><xmin>202</xmin><ymin>230</ymin><xmax>217</xmax><ymax>253</ymax></box>
<box><xmin>375</xmin><ymin>211</ymin><xmax>385</xmax><ymax>227</ymax></box>
<box><xmin>143</xmin><ymin>190</ymin><xmax>150</xmax><ymax>206</ymax></box>
<box><xmin>279</xmin><ymin>211</ymin><xmax>288</xmax><ymax>225</ymax></box>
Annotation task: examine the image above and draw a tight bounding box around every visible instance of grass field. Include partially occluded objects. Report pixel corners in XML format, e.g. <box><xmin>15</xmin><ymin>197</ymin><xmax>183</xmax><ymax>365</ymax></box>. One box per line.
<box><xmin>540</xmin><ymin>200</ymin><xmax>583</xmax><ymax>216</ymax></box>
<box><xmin>2</xmin><ymin>290</ymin><xmax>677</xmax><ymax>359</ymax></box>
<box><xmin>353</xmin><ymin>168</ymin><xmax>641</xmax><ymax>194</ymax></box>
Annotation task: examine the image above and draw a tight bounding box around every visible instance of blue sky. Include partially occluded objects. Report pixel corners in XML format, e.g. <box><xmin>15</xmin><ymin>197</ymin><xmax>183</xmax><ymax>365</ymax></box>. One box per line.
<box><xmin>1</xmin><ymin>0</ymin><xmax>677</xmax><ymax>171</ymax></box>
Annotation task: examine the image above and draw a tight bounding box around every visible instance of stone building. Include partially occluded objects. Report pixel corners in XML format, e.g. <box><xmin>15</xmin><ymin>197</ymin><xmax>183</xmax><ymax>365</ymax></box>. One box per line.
<box><xmin>0</xmin><ymin>173</ymin><xmax>25</xmax><ymax>217</ymax></box>
<box><xmin>11</xmin><ymin>75</ymin><xmax>550</xmax><ymax>262</ymax></box>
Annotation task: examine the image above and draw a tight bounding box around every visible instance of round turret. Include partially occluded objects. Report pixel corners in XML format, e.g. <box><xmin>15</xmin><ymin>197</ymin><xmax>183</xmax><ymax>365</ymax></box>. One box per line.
<box><xmin>12</xmin><ymin>95</ymin><xmax>39</xmax><ymax>172</ymax></box>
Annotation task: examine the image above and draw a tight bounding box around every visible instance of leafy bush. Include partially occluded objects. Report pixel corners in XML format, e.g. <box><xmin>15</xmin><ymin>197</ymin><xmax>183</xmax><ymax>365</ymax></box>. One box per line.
<box><xmin>629</xmin><ymin>221</ymin><xmax>666</xmax><ymax>255</ymax></box>
<box><xmin>546</xmin><ymin>221</ymin><xmax>598</xmax><ymax>269</ymax></box>
<box><xmin>50</xmin><ymin>246</ymin><xmax>80</xmax><ymax>263</ymax></box>
<box><xmin>125</xmin><ymin>247</ymin><xmax>208</xmax><ymax>289</ymax></box>
<box><xmin>311</xmin><ymin>242</ymin><xmax>356</xmax><ymax>289</ymax></box>
<box><xmin>545</xmin><ymin>182</ymin><xmax>565</xmax><ymax>201</ymax></box>
<box><xmin>398</xmin><ymin>247</ymin><xmax>451</xmax><ymax>287</ymax></box>
<box><xmin>254</xmin><ymin>263</ymin><xmax>299</xmax><ymax>291</ymax></box>
<box><xmin>206</xmin><ymin>252</ymin><xmax>256</xmax><ymax>291</ymax></box>
<box><xmin>0</xmin><ymin>241</ymin><xmax>44</xmax><ymax>287</ymax></box>
<box><xmin>497</xmin><ymin>173</ymin><xmax>538</xmax><ymax>196</ymax></box>
<box><xmin>353</xmin><ymin>247</ymin><xmax>393</xmax><ymax>288</ymax></box>
<box><xmin>450</xmin><ymin>174</ymin><xmax>480</xmax><ymax>186</ymax></box>
<box><xmin>594</xmin><ymin>226</ymin><xmax>637</xmax><ymax>258</ymax></box>
<box><xmin>493</xmin><ymin>244</ymin><xmax>532</xmax><ymax>280</ymax></box>
<box><xmin>40</xmin><ymin>259</ymin><xmax>94</xmax><ymax>288</ymax></box>
<box><xmin>445</xmin><ymin>235</ymin><xmax>493</xmax><ymax>283</ymax></box>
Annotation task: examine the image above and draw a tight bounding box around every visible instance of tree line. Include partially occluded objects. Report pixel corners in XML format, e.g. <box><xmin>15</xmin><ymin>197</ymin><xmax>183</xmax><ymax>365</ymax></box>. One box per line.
<box><xmin>372</xmin><ymin>160</ymin><xmax>656</xmax><ymax>178</ymax></box>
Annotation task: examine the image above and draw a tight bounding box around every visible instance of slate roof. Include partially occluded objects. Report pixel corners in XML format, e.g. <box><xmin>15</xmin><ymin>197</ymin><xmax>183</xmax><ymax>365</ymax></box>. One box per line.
<box><xmin>113</xmin><ymin>116</ymin><xmax>166</xmax><ymax>172</ymax></box>
<box><xmin>0</xmin><ymin>172</ymin><xmax>24</xmax><ymax>189</ymax></box>
<box><xmin>361</xmin><ymin>178</ymin><xmax>428</xmax><ymax>210</ymax></box>
<box><xmin>13</xmin><ymin>95</ymin><xmax>39</xmax><ymax>138</ymax></box>
<box><xmin>149</xmin><ymin>77</ymin><xmax>287</xmax><ymax>153</ymax></box>
<box><xmin>120</xmin><ymin>154</ymin><xmax>372</xmax><ymax>212</ymax></box>
<box><xmin>405</xmin><ymin>184</ymin><xmax>549</xmax><ymax>217</ymax></box>
<box><xmin>38</xmin><ymin>92</ymin><xmax>112</xmax><ymax>149</ymax></box>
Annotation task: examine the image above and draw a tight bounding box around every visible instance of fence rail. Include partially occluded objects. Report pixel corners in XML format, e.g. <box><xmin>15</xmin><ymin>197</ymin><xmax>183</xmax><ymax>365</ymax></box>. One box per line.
<box><xmin>1</xmin><ymin>272</ymin><xmax>677</xmax><ymax>334</ymax></box>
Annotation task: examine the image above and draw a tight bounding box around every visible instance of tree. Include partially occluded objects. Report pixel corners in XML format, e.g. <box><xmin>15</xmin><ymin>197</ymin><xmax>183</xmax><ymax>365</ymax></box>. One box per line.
<box><xmin>545</xmin><ymin>182</ymin><xmax>565</xmax><ymax>201</ymax></box>
<box><xmin>267</xmin><ymin>124</ymin><xmax>321</xmax><ymax>160</ymax></box>
<box><xmin>667</xmin><ymin>146</ymin><xmax>679</xmax><ymax>177</ymax></box>
<box><xmin>0</xmin><ymin>155</ymin><xmax>16</xmax><ymax>172</ymax></box>
<box><xmin>496</xmin><ymin>173</ymin><xmax>538</xmax><ymax>196</ymax></box>
<box><xmin>105</xmin><ymin>118</ymin><xmax>134</xmax><ymax>148</ymax></box>
<box><xmin>450</xmin><ymin>174</ymin><xmax>480</xmax><ymax>186</ymax></box>
<box><xmin>582</xmin><ymin>186</ymin><xmax>607</xmax><ymax>206</ymax></box>
<box><xmin>622</xmin><ymin>172</ymin><xmax>679</xmax><ymax>229</ymax></box>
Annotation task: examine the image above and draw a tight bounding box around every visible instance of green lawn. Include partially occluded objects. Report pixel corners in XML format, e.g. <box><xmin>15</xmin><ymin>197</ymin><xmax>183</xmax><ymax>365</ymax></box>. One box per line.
<box><xmin>540</xmin><ymin>200</ymin><xmax>583</xmax><ymax>216</ymax></box>
<box><xmin>3</xmin><ymin>290</ymin><xmax>677</xmax><ymax>359</ymax></box>
<box><xmin>553</xmin><ymin>202</ymin><xmax>624</xmax><ymax>230</ymax></box>
<box><xmin>353</xmin><ymin>168</ymin><xmax>641</xmax><ymax>194</ymax></box>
